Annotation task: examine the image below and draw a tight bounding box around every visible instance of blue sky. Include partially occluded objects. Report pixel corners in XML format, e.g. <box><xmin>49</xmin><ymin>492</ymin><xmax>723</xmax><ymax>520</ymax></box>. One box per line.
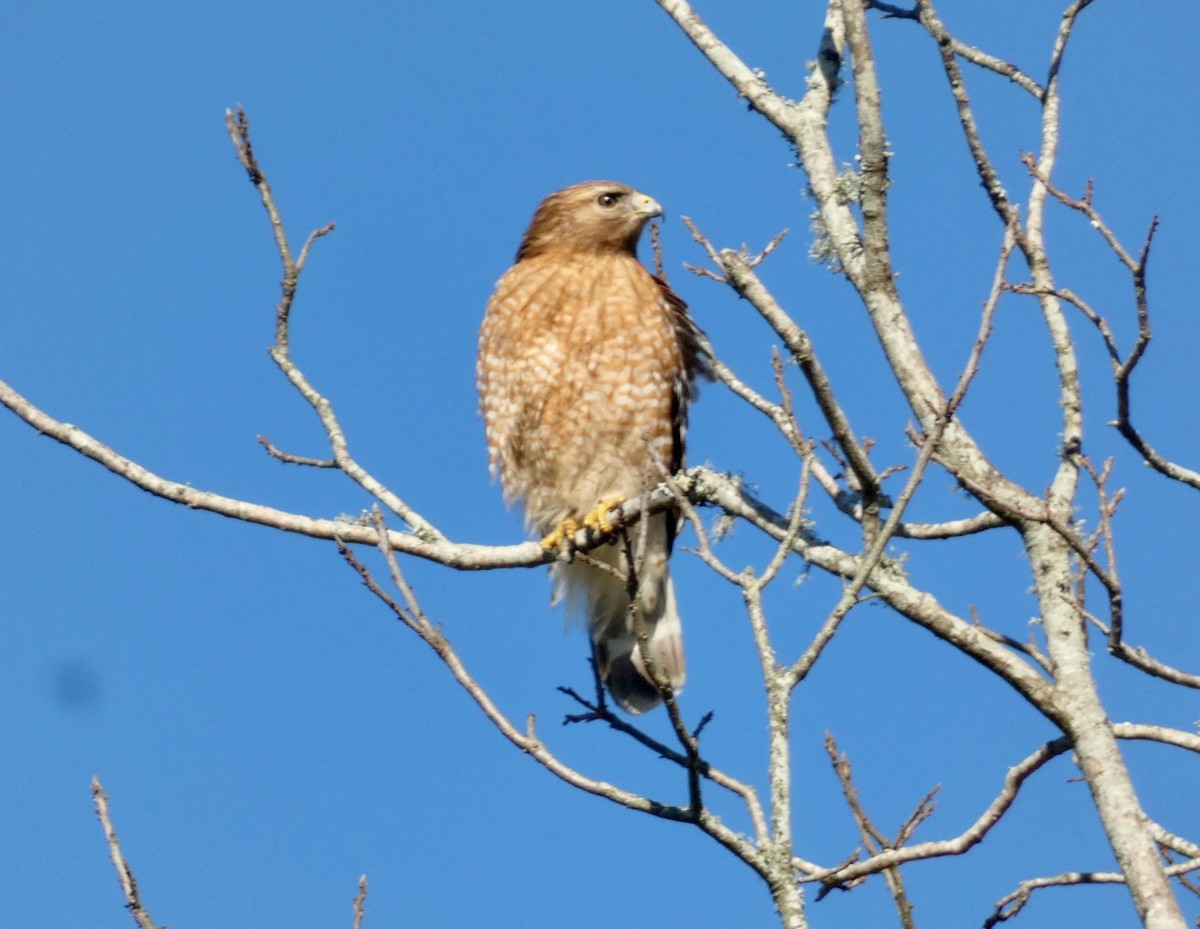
<box><xmin>1</xmin><ymin>2</ymin><xmax>1197</xmax><ymax>927</ymax></box>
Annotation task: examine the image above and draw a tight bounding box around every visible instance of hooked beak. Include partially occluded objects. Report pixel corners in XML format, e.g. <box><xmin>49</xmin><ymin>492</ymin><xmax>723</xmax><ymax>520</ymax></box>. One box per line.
<box><xmin>633</xmin><ymin>192</ymin><xmax>664</xmax><ymax>220</ymax></box>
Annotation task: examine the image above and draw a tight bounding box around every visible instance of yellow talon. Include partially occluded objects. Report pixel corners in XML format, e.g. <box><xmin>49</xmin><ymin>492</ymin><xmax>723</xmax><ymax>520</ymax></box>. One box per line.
<box><xmin>581</xmin><ymin>495</ymin><xmax>627</xmax><ymax>536</ymax></box>
<box><xmin>539</xmin><ymin>496</ymin><xmax>627</xmax><ymax>553</ymax></box>
<box><xmin>540</xmin><ymin>516</ymin><xmax>581</xmax><ymax>551</ymax></box>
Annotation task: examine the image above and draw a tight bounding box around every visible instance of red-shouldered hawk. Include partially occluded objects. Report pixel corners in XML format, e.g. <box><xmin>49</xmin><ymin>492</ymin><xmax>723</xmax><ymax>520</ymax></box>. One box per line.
<box><xmin>477</xmin><ymin>181</ymin><xmax>706</xmax><ymax>714</ymax></box>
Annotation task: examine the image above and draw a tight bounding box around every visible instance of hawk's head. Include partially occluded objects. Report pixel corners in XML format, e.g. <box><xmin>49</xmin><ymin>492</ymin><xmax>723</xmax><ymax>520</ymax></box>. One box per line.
<box><xmin>515</xmin><ymin>181</ymin><xmax>663</xmax><ymax>262</ymax></box>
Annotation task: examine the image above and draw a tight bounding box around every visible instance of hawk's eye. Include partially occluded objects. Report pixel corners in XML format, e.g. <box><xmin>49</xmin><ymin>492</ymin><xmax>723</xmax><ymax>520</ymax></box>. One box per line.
<box><xmin>597</xmin><ymin>192</ymin><xmax>622</xmax><ymax>208</ymax></box>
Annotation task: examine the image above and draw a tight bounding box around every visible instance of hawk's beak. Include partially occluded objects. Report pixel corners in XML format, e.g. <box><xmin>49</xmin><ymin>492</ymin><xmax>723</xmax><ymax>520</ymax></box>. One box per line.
<box><xmin>634</xmin><ymin>193</ymin><xmax>664</xmax><ymax>220</ymax></box>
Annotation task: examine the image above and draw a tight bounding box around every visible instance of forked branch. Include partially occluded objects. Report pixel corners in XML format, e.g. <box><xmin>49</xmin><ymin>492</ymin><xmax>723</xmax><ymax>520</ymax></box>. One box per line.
<box><xmin>338</xmin><ymin>509</ymin><xmax>769</xmax><ymax>874</ymax></box>
<box><xmin>225</xmin><ymin>106</ymin><xmax>444</xmax><ymax>540</ymax></box>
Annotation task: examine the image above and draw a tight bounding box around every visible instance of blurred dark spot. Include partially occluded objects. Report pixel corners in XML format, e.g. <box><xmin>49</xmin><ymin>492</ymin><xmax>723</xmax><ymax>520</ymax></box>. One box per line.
<box><xmin>50</xmin><ymin>659</ymin><xmax>104</xmax><ymax>713</ymax></box>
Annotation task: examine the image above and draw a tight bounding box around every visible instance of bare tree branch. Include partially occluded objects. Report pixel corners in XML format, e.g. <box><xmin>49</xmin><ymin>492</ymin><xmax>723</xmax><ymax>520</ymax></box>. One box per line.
<box><xmin>558</xmin><ymin>684</ymin><xmax>771</xmax><ymax>848</ymax></box>
<box><xmin>336</xmin><ymin>510</ymin><xmax>771</xmax><ymax>879</ymax></box>
<box><xmin>986</xmin><ymin>857</ymin><xmax>1200</xmax><ymax>929</ymax></box>
<box><xmin>1113</xmin><ymin>723</ymin><xmax>1200</xmax><ymax>756</ymax></box>
<box><xmin>352</xmin><ymin>875</ymin><xmax>367</xmax><ymax>929</ymax></box>
<box><xmin>91</xmin><ymin>778</ymin><xmax>164</xmax><ymax>929</ymax></box>
<box><xmin>225</xmin><ymin>106</ymin><xmax>444</xmax><ymax>541</ymax></box>
<box><xmin>866</xmin><ymin>0</ymin><xmax>1046</xmax><ymax>97</ymax></box>
<box><xmin>809</xmin><ymin>737</ymin><xmax>1072</xmax><ymax>891</ymax></box>
<box><xmin>257</xmin><ymin>434</ymin><xmax>337</xmax><ymax>468</ymax></box>
<box><xmin>822</xmin><ymin>734</ymin><xmax>924</xmax><ymax>927</ymax></box>
<box><xmin>706</xmin><ymin>240</ymin><xmax>886</xmax><ymax>507</ymax></box>
<box><xmin>1021</xmin><ymin>151</ymin><xmax>1198</xmax><ymax>492</ymax></box>
<box><xmin>0</xmin><ymin>370</ymin><xmax>698</xmax><ymax>572</ymax></box>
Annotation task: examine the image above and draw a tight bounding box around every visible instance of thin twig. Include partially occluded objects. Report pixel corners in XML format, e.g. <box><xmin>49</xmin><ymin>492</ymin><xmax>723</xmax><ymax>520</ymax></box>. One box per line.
<box><xmin>557</xmin><ymin>685</ymin><xmax>770</xmax><ymax>847</ymax></box>
<box><xmin>257</xmin><ymin>434</ymin><xmax>337</xmax><ymax>468</ymax></box>
<box><xmin>1113</xmin><ymin>723</ymin><xmax>1200</xmax><ymax>755</ymax></box>
<box><xmin>1079</xmin><ymin>456</ymin><xmax>1124</xmax><ymax>647</ymax></box>
<box><xmin>868</xmin><ymin>2</ymin><xmax>1044</xmax><ymax>97</ymax></box>
<box><xmin>1019</xmin><ymin>153</ymin><xmax>1138</xmax><ymax>271</ymax></box>
<box><xmin>809</xmin><ymin>737</ymin><xmax>1073</xmax><ymax>890</ymax></box>
<box><xmin>650</xmin><ymin>220</ymin><xmax>666</xmax><ymax>280</ymax></box>
<box><xmin>1074</xmin><ymin>597</ymin><xmax>1200</xmax><ymax>690</ymax></box>
<box><xmin>984</xmin><ymin>856</ymin><xmax>1200</xmax><ymax>928</ymax></box>
<box><xmin>821</xmin><ymin>735</ymin><xmax>923</xmax><ymax>927</ymax></box>
<box><xmin>683</xmin><ymin>219</ymin><xmax>885</xmax><ymax>507</ymax></box>
<box><xmin>748</xmin><ymin>228</ymin><xmax>789</xmax><ymax>268</ymax></box>
<box><xmin>694</xmin><ymin>329</ymin><xmax>813</xmax><ymax>469</ymax></box>
<box><xmin>971</xmin><ymin>605</ymin><xmax>1052</xmax><ymax>675</ymax></box>
<box><xmin>911</xmin><ymin>0</ymin><xmax>1017</xmax><ymax>224</ymax></box>
<box><xmin>757</xmin><ymin>455</ymin><xmax>813</xmax><ymax>590</ymax></box>
<box><xmin>352</xmin><ymin>875</ymin><xmax>367</xmax><ymax>929</ymax></box>
<box><xmin>226</xmin><ymin>105</ymin><xmax>444</xmax><ymax>540</ymax></box>
<box><xmin>91</xmin><ymin>778</ymin><xmax>163</xmax><ymax>929</ymax></box>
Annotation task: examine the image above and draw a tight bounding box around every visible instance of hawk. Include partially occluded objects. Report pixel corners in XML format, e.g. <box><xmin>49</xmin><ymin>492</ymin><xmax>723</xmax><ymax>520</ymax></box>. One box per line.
<box><xmin>477</xmin><ymin>181</ymin><xmax>707</xmax><ymax>714</ymax></box>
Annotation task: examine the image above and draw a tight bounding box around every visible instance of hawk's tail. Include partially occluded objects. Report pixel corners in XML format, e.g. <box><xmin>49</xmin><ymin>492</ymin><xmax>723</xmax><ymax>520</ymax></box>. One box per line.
<box><xmin>556</xmin><ymin>512</ymin><xmax>686</xmax><ymax>714</ymax></box>
<box><xmin>593</xmin><ymin>573</ymin><xmax>685</xmax><ymax>715</ymax></box>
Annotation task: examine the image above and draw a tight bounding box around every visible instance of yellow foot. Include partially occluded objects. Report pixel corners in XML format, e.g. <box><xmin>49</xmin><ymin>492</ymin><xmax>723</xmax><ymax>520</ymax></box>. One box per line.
<box><xmin>581</xmin><ymin>495</ymin><xmax>627</xmax><ymax>536</ymax></box>
<box><xmin>538</xmin><ymin>496</ymin><xmax>627</xmax><ymax>553</ymax></box>
<box><xmin>540</xmin><ymin>516</ymin><xmax>580</xmax><ymax>552</ymax></box>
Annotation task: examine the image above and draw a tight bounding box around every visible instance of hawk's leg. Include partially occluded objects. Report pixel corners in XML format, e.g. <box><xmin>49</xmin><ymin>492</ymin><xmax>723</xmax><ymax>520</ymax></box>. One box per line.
<box><xmin>581</xmin><ymin>495</ymin><xmax>626</xmax><ymax>536</ymax></box>
<box><xmin>538</xmin><ymin>496</ymin><xmax>626</xmax><ymax>554</ymax></box>
<box><xmin>539</xmin><ymin>516</ymin><xmax>581</xmax><ymax>553</ymax></box>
